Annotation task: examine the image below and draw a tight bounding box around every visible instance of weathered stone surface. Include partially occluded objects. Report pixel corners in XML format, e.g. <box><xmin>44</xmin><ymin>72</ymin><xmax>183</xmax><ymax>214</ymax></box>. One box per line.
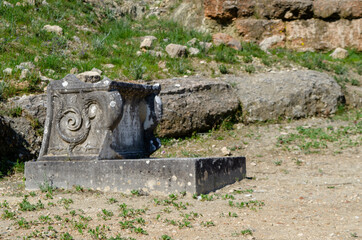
<box><xmin>235</xmin><ymin>19</ymin><xmax>285</xmax><ymax>41</ymax></box>
<box><xmin>212</xmin><ymin>33</ymin><xmax>242</xmax><ymax>50</ymax></box>
<box><xmin>0</xmin><ymin>115</ymin><xmax>42</xmax><ymax>161</ymax></box>
<box><xmin>313</xmin><ymin>0</ymin><xmax>362</xmax><ymax>19</ymax></box>
<box><xmin>259</xmin><ymin>35</ymin><xmax>285</xmax><ymax>51</ymax></box>
<box><xmin>188</xmin><ymin>47</ymin><xmax>200</xmax><ymax>55</ymax></box>
<box><xmin>204</xmin><ymin>0</ymin><xmax>239</xmax><ymax>21</ymax></box>
<box><xmin>10</xmin><ymin>94</ymin><xmax>47</xmax><ymax>125</ymax></box>
<box><xmin>153</xmin><ymin>77</ymin><xmax>240</xmax><ymax>137</ymax></box>
<box><xmin>140</xmin><ymin>36</ymin><xmax>157</xmax><ymax>49</ymax></box>
<box><xmin>76</xmin><ymin>71</ymin><xmax>101</xmax><ymax>83</ymax></box>
<box><xmin>25</xmin><ymin>157</ymin><xmax>246</xmax><ymax>194</ymax></box>
<box><xmin>16</xmin><ymin>62</ymin><xmax>35</xmax><ymax>70</ymax></box>
<box><xmin>3</xmin><ymin>68</ymin><xmax>12</xmax><ymax>75</ymax></box>
<box><xmin>330</xmin><ymin>48</ymin><xmax>349</xmax><ymax>59</ymax></box>
<box><xmin>171</xmin><ymin>0</ymin><xmax>206</xmax><ymax>31</ymax></box>
<box><xmin>165</xmin><ymin>44</ymin><xmax>187</xmax><ymax>58</ymax></box>
<box><xmin>43</xmin><ymin>25</ymin><xmax>63</xmax><ymax>35</ymax></box>
<box><xmin>255</xmin><ymin>0</ymin><xmax>313</xmax><ymax>20</ymax></box>
<box><xmin>20</xmin><ymin>69</ymin><xmax>30</xmax><ymax>80</ymax></box>
<box><xmin>228</xmin><ymin>70</ymin><xmax>344</xmax><ymax>122</ymax></box>
<box><xmin>285</xmin><ymin>19</ymin><xmax>362</xmax><ymax>51</ymax></box>
<box><xmin>39</xmin><ymin>75</ymin><xmax>162</xmax><ymax>161</ymax></box>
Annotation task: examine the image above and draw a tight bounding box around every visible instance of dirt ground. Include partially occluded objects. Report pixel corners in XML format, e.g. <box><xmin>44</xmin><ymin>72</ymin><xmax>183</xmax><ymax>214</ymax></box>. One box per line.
<box><xmin>0</xmin><ymin>114</ymin><xmax>361</xmax><ymax>240</ymax></box>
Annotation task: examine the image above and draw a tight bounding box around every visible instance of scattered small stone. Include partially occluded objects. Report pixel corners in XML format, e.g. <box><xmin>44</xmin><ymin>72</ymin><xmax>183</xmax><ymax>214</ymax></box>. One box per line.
<box><xmin>187</xmin><ymin>38</ymin><xmax>198</xmax><ymax>46</ymax></box>
<box><xmin>3</xmin><ymin>1</ymin><xmax>14</xmax><ymax>7</ymax></box>
<box><xmin>250</xmin><ymin>162</ymin><xmax>257</xmax><ymax>166</ymax></box>
<box><xmin>221</xmin><ymin>147</ymin><xmax>231</xmax><ymax>156</ymax></box>
<box><xmin>163</xmin><ymin>38</ymin><xmax>169</xmax><ymax>42</ymax></box>
<box><xmin>16</xmin><ymin>62</ymin><xmax>35</xmax><ymax>70</ymax></box>
<box><xmin>91</xmin><ymin>68</ymin><xmax>102</xmax><ymax>75</ymax></box>
<box><xmin>103</xmin><ymin>64</ymin><xmax>115</xmax><ymax>69</ymax></box>
<box><xmin>70</xmin><ymin>67</ymin><xmax>78</xmax><ymax>74</ymax></box>
<box><xmin>188</xmin><ymin>47</ymin><xmax>200</xmax><ymax>56</ymax></box>
<box><xmin>3</xmin><ymin>68</ymin><xmax>12</xmax><ymax>75</ymax></box>
<box><xmin>212</xmin><ymin>33</ymin><xmax>241</xmax><ymax>51</ymax></box>
<box><xmin>42</xmin><ymin>0</ymin><xmax>49</xmax><ymax>6</ymax></box>
<box><xmin>34</xmin><ymin>56</ymin><xmax>40</xmax><ymax>63</ymax></box>
<box><xmin>77</xmin><ymin>71</ymin><xmax>101</xmax><ymax>83</ymax></box>
<box><xmin>158</xmin><ymin>61</ymin><xmax>166</xmax><ymax>69</ymax></box>
<box><xmin>147</xmin><ymin>50</ymin><xmax>163</xmax><ymax>57</ymax></box>
<box><xmin>73</xmin><ymin>36</ymin><xmax>81</xmax><ymax>43</ymax></box>
<box><xmin>43</xmin><ymin>25</ymin><xmax>63</xmax><ymax>35</ymax></box>
<box><xmin>20</xmin><ymin>69</ymin><xmax>30</xmax><ymax>80</ymax></box>
<box><xmin>46</xmin><ymin>69</ymin><xmax>55</xmax><ymax>75</ymax></box>
<box><xmin>199</xmin><ymin>42</ymin><xmax>213</xmax><ymax>52</ymax></box>
<box><xmin>165</xmin><ymin>44</ymin><xmax>187</xmax><ymax>58</ymax></box>
<box><xmin>140</xmin><ymin>36</ymin><xmax>157</xmax><ymax>50</ymax></box>
<box><xmin>200</xmin><ymin>60</ymin><xmax>206</xmax><ymax>64</ymax></box>
<box><xmin>330</xmin><ymin>47</ymin><xmax>349</xmax><ymax>59</ymax></box>
<box><xmin>136</xmin><ymin>51</ymin><xmax>142</xmax><ymax>56</ymax></box>
<box><xmin>15</xmin><ymin>2</ymin><xmax>21</xmax><ymax>6</ymax></box>
<box><xmin>112</xmin><ymin>44</ymin><xmax>118</xmax><ymax>49</ymax></box>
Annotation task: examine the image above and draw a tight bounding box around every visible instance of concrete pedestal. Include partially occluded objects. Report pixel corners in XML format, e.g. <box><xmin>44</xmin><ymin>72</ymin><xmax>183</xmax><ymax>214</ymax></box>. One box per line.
<box><xmin>25</xmin><ymin>157</ymin><xmax>246</xmax><ymax>195</ymax></box>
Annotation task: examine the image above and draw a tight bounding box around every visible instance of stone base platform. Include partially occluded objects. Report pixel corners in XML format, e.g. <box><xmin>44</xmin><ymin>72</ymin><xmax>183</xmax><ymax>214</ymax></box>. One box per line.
<box><xmin>25</xmin><ymin>157</ymin><xmax>246</xmax><ymax>195</ymax></box>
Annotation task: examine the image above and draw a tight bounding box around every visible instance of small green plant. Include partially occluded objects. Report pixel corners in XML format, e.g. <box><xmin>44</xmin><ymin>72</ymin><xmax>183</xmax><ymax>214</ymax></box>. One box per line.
<box><xmin>98</xmin><ymin>208</ymin><xmax>114</xmax><ymax>220</ymax></box>
<box><xmin>75</xmin><ymin>185</ymin><xmax>84</xmax><ymax>192</ymax></box>
<box><xmin>161</xmin><ymin>235</ymin><xmax>173</xmax><ymax>240</ymax></box>
<box><xmin>219</xmin><ymin>64</ymin><xmax>228</xmax><ymax>74</ymax></box>
<box><xmin>132</xmin><ymin>226</ymin><xmax>148</xmax><ymax>235</ymax></box>
<box><xmin>229</xmin><ymin>200</ymin><xmax>265</xmax><ymax>210</ymax></box>
<box><xmin>0</xmin><ymin>200</ymin><xmax>9</xmax><ymax>208</ymax></box>
<box><xmin>201</xmin><ymin>221</ymin><xmax>215</xmax><ymax>227</ymax></box>
<box><xmin>130</xmin><ymin>61</ymin><xmax>146</xmax><ymax>80</ymax></box>
<box><xmin>131</xmin><ymin>189</ymin><xmax>140</xmax><ymax>196</ymax></box>
<box><xmin>39</xmin><ymin>180</ymin><xmax>55</xmax><ymax>194</ymax></box>
<box><xmin>274</xmin><ymin>160</ymin><xmax>282</xmax><ymax>166</ymax></box>
<box><xmin>245</xmin><ymin>65</ymin><xmax>256</xmax><ymax>73</ymax></box>
<box><xmin>228</xmin><ymin>212</ymin><xmax>238</xmax><ymax>217</ymax></box>
<box><xmin>17</xmin><ymin>217</ymin><xmax>30</xmax><ymax>229</ymax></box>
<box><xmin>19</xmin><ymin>196</ymin><xmax>44</xmax><ymax>211</ymax></box>
<box><xmin>108</xmin><ymin>198</ymin><xmax>118</xmax><ymax>204</ymax></box>
<box><xmin>39</xmin><ymin>215</ymin><xmax>52</xmax><ymax>223</ymax></box>
<box><xmin>88</xmin><ymin>224</ymin><xmax>109</xmax><ymax>239</ymax></box>
<box><xmin>2</xmin><ymin>209</ymin><xmax>16</xmax><ymax>219</ymax></box>
<box><xmin>60</xmin><ymin>232</ymin><xmax>74</xmax><ymax>240</ymax></box>
<box><xmin>58</xmin><ymin>198</ymin><xmax>74</xmax><ymax>210</ymax></box>
<box><xmin>29</xmin><ymin>191</ymin><xmax>36</xmax><ymax>197</ymax></box>
<box><xmin>351</xmin><ymin>79</ymin><xmax>360</xmax><ymax>86</ymax></box>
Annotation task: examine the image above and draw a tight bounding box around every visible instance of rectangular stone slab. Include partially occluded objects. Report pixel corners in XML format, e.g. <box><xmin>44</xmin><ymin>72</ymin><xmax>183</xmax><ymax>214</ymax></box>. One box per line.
<box><xmin>25</xmin><ymin>157</ymin><xmax>246</xmax><ymax>195</ymax></box>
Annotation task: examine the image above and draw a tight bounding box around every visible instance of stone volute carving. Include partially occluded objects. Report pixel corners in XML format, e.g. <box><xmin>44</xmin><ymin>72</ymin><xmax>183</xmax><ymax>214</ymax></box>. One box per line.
<box><xmin>38</xmin><ymin>74</ymin><xmax>162</xmax><ymax>161</ymax></box>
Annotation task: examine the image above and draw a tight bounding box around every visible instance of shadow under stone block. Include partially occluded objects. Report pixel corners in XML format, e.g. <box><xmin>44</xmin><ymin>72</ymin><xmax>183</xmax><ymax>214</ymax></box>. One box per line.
<box><xmin>25</xmin><ymin>157</ymin><xmax>246</xmax><ymax>195</ymax></box>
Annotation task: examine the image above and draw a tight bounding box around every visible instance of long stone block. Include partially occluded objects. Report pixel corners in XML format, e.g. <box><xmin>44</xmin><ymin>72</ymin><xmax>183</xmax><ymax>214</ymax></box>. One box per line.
<box><xmin>25</xmin><ymin>157</ymin><xmax>246</xmax><ymax>195</ymax></box>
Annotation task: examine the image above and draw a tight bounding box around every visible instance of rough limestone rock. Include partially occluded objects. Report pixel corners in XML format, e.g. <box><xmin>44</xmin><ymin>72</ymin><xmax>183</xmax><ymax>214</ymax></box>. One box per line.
<box><xmin>285</xmin><ymin>19</ymin><xmax>362</xmax><ymax>51</ymax></box>
<box><xmin>313</xmin><ymin>0</ymin><xmax>362</xmax><ymax>19</ymax></box>
<box><xmin>43</xmin><ymin>25</ymin><xmax>63</xmax><ymax>35</ymax></box>
<box><xmin>153</xmin><ymin>77</ymin><xmax>240</xmax><ymax>137</ymax></box>
<box><xmin>16</xmin><ymin>62</ymin><xmax>35</xmax><ymax>70</ymax></box>
<box><xmin>330</xmin><ymin>48</ymin><xmax>349</xmax><ymax>59</ymax></box>
<box><xmin>259</xmin><ymin>35</ymin><xmax>285</xmax><ymax>51</ymax></box>
<box><xmin>235</xmin><ymin>19</ymin><xmax>285</xmax><ymax>41</ymax></box>
<box><xmin>212</xmin><ymin>33</ymin><xmax>242</xmax><ymax>50</ymax></box>
<box><xmin>10</xmin><ymin>94</ymin><xmax>47</xmax><ymax>125</ymax></box>
<box><xmin>188</xmin><ymin>47</ymin><xmax>200</xmax><ymax>56</ymax></box>
<box><xmin>228</xmin><ymin>70</ymin><xmax>344</xmax><ymax>123</ymax></box>
<box><xmin>0</xmin><ymin>115</ymin><xmax>42</xmax><ymax>161</ymax></box>
<box><xmin>76</xmin><ymin>71</ymin><xmax>101</xmax><ymax>83</ymax></box>
<box><xmin>165</xmin><ymin>44</ymin><xmax>187</xmax><ymax>58</ymax></box>
<box><xmin>140</xmin><ymin>36</ymin><xmax>157</xmax><ymax>49</ymax></box>
<box><xmin>20</xmin><ymin>69</ymin><xmax>30</xmax><ymax>80</ymax></box>
<box><xmin>3</xmin><ymin>68</ymin><xmax>12</xmax><ymax>75</ymax></box>
<box><xmin>255</xmin><ymin>0</ymin><xmax>313</xmax><ymax>20</ymax></box>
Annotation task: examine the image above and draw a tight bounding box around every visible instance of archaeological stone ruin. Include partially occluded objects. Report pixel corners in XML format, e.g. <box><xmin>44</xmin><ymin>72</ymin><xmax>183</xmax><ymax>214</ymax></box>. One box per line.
<box><xmin>25</xmin><ymin>75</ymin><xmax>246</xmax><ymax>194</ymax></box>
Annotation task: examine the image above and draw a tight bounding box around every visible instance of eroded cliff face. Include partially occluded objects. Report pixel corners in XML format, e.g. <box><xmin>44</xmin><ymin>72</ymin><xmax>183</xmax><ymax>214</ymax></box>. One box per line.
<box><xmin>173</xmin><ymin>0</ymin><xmax>362</xmax><ymax>51</ymax></box>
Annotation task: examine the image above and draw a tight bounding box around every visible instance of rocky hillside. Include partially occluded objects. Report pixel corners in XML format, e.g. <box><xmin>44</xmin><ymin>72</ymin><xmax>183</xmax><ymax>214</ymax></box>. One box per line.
<box><xmin>173</xmin><ymin>0</ymin><xmax>362</xmax><ymax>51</ymax></box>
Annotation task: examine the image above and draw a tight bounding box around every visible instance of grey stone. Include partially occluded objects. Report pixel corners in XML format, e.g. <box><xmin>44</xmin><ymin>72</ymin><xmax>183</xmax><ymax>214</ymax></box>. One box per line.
<box><xmin>187</xmin><ymin>38</ymin><xmax>198</xmax><ymax>46</ymax></box>
<box><xmin>188</xmin><ymin>47</ymin><xmax>200</xmax><ymax>56</ymax></box>
<box><xmin>103</xmin><ymin>64</ymin><xmax>115</xmax><ymax>69</ymax></box>
<box><xmin>20</xmin><ymin>69</ymin><xmax>30</xmax><ymax>80</ymax></box>
<box><xmin>228</xmin><ymin>70</ymin><xmax>344</xmax><ymax>122</ymax></box>
<box><xmin>153</xmin><ymin>77</ymin><xmax>240</xmax><ymax>137</ymax></box>
<box><xmin>3</xmin><ymin>68</ymin><xmax>12</xmax><ymax>75</ymax></box>
<box><xmin>91</xmin><ymin>67</ymin><xmax>102</xmax><ymax>75</ymax></box>
<box><xmin>199</xmin><ymin>42</ymin><xmax>213</xmax><ymax>52</ymax></box>
<box><xmin>330</xmin><ymin>47</ymin><xmax>349</xmax><ymax>59</ymax></box>
<box><xmin>38</xmin><ymin>74</ymin><xmax>162</xmax><ymax>161</ymax></box>
<box><xmin>43</xmin><ymin>25</ymin><xmax>63</xmax><ymax>35</ymax></box>
<box><xmin>16</xmin><ymin>62</ymin><xmax>35</xmax><ymax>70</ymax></box>
<box><xmin>165</xmin><ymin>44</ymin><xmax>187</xmax><ymax>58</ymax></box>
<box><xmin>25</xmin><ymin>157</ymin><xmax>246</xmax><ymax>194</ymax></box>
<box><xmin>10</xmin><ymin>94</ymin><xmax>47</xmax><ymax>125</ymax></box>
<box><xmin>140</xmin><ymin>36</ymin><xmax>157</xmax><ymax>49</ymax></box>
<box><xmin>2</xmin><ymin>1</ymin><xmax>14</xmax><ymax>7</ymax></box>
<box><xmin>259</xmin><ymin>35</ymin><xmax>285</xmax><ymax>52</ymax></box>
<box><xmin>76</xmin><ymin>71</ymin><xmax>101</xmax><ymax>83</ymax></box>
<box><xmin>147</xmin><ymin>50</ymin><xmax>163</xmax><ymax>57</ymax></box>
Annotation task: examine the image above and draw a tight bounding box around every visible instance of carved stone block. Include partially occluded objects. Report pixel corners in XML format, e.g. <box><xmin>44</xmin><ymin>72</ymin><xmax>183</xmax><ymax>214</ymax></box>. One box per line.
<box><xmin>38</xmin><ymin>74</ymin><xmax>162</xmax><ymax>161</ymax></box>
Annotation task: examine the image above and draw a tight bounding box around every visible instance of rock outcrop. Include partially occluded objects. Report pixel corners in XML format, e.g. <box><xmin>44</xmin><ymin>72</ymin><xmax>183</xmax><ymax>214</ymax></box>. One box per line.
<box><xmin>154</xmin><ymin>77</ymin><xmax>240</xmax><ymax>137</ymax></box>
<box><xmin>228</xmin><ymin>70</ymin><xmax>344</xmax><ymax>122</ymax></box>
<box><xmin>173</xmin><ymin>0</ymin><xmax>362</xmax><ymax>51</ymax></box>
